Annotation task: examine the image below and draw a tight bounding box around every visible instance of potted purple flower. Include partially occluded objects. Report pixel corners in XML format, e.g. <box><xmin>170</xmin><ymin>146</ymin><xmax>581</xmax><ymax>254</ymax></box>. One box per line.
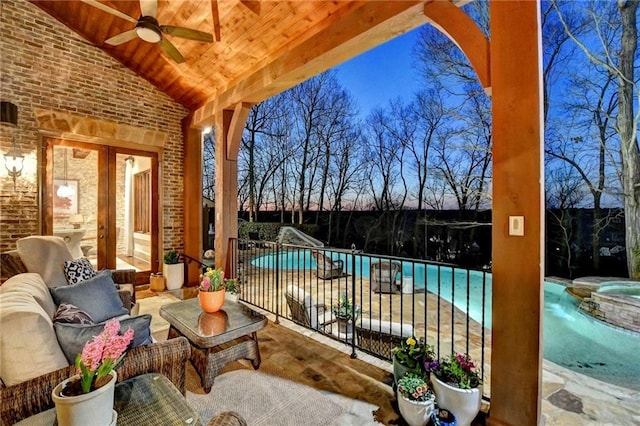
<box><xmin>426</xmin><ymin>353</ymin><xmax>482</xmax><ymax>426</ymax></box>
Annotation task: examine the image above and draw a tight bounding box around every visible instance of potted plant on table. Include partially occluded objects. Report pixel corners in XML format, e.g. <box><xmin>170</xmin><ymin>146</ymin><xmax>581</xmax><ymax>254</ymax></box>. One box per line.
<box><xmin>396</xmin><ymin>371</ymin><xmax>435</xmax><ymax>426</ymax></box>
<box><xmin>52</xmin><ymin>319</ymin><xmax>134</xmax><ymax>426</ymax></box>
<box><xmin>332</xmin><ymin>293</ymin><xmax>360</xmax><ymax>335</ymax></box>
<box><xmin>391</xmin><ymin>337</ymin><xmax>435</xmax><ymax>385</ymax></box>
<box><xmin>198</xmin><ymin>267</ymin><xmax>235</xmax><ymax>312</ymax></box>
<box><xmin>426</xmin><ymin>352</ymin><xmax>483</xmax><ymax>426</ymax></box>
<box><xmin>163</xmin><ymin>250</ymin><xmax>184</xmax><ymax>290</ymax></box>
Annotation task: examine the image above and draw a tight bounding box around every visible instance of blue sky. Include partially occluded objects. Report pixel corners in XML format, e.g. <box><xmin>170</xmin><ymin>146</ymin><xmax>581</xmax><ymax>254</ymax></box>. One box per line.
<box><xmin>334</xmin><ymin>27</ymin><xmax>424</xmax><ymax>118</ymax></box>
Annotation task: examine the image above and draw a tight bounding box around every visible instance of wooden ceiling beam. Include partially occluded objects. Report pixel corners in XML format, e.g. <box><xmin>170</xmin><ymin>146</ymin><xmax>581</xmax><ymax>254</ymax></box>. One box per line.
<box><xmin>423</xmin><ymin>1</ymin><xmax>491</xmax><ymax>91</ymax></box>
<box><xmin>193</xmin><ymin>1</ymin><xmax>426</xmax><ymax>127</ymax></box>
<box><xmin>226</xmin><ymin>102</ymin><xmax>253</xmax><ymax>160</ymax></box>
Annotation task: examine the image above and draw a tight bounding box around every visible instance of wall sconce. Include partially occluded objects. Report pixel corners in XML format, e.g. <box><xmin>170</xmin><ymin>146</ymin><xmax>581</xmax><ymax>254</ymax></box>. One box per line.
<box><xmin>1</xmin><ymin>101</ymin><xmax>23</xmax><ymax>190</ymax></box>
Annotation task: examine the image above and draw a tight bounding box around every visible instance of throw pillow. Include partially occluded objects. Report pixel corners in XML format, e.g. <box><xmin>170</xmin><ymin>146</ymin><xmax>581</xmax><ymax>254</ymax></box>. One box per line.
<box><xmin>54</xmin><ymin>314</ymin><xmax>153</xmax><ymax>364</ymax></box>
<box><xmin>53</xmin><ymin>303</ymin><xmax>94</xmax><ymax>325</ymax></box>
<box><xmin>16</xmin><ymin>236</ymin><xmax>74</xmax><ymax>288</ymax></box>
<box><xmin>63</xmin><ymin>257</ymin><xmax>97</xmax><ymax>285</ymax></box>
<box><xmin>50</xmin><ymin>270</ymin><xmax>128</xmax><ymax>323</ymax></box>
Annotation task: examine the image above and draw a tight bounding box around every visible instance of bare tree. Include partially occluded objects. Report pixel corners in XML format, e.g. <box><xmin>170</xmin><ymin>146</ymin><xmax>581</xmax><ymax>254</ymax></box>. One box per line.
<box><xmin>551</xmin><ymin>0</ymin><xmax>640</xmax><ymax>277</ymax></box>
<box><xmin>546</xmin><ymin>166</ymin><xmax>589</xmax><ymax>277</ymax></box>
<box><xmin>241</xmin><ymin>96</ymin><xmax>287</xmax><ymax>222</ymax></box>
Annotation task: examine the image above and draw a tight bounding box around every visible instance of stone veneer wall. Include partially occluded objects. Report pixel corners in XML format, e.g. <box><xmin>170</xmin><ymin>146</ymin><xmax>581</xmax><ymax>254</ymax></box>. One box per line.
<box><xmin>0</xmin><ymin>0</ymin><xmax>188</xmax><ymax>254</ymax></box>
<box><xmin>580</xmin><ymin>293</ymin><xmax>640</xmax><ymax>333</ymax></box>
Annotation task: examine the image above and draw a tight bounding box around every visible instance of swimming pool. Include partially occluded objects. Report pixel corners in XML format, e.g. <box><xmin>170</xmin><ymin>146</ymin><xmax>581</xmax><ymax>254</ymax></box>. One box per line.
<box><xmin>597</xmin><ymin>281</ymin><xmax>640</xmax><ymax>298</ymax></box>
<box><xmin>253</xmin><ymin>250</ymin><xmax>640</xmax><ymax>390</ymax></box>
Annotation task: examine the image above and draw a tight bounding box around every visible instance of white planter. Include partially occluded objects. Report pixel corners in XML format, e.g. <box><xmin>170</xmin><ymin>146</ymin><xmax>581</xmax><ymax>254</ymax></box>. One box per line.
<box><xmin>431</xmin><ymin>375</ymin><xmax>481</xmax><ymax>426</ymax></box>
<box><xmin>163</xmin><ymin>262</ymin><xmax>184</xmax><ymax>290</ymax></box>
<box><xmin>52</xmin><ymin>371</ymin><xmax>117</xmax><ymax>426</ymax></box>
<box><xmin>397</xmin><ymin>391</ymin><xmax>435</xmax><ymax>426</ymax></box>
<box><xmin>225</xmin><ymin>292</ymin><xmax>239</xmax><ymax>303</ymax></box>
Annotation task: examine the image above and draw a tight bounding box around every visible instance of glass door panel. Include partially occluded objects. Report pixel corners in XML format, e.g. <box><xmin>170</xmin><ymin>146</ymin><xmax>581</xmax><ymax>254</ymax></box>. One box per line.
<box><xmin>51</xmin><ymin>145</ymin><xmax>99</xmax><ymax>265</ymax></box>
<box><xmin>45</xmin><ymin>140</ymin><xmax>158</xmax><ymax>279</ymax></box>
<box><xmin>115</xmin><ymin>153</ymin><xmax>152</xmax><ymax>273</ymax></box>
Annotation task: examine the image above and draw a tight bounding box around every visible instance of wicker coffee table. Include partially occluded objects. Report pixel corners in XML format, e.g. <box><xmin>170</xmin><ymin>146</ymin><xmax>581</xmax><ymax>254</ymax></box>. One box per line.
<box><xmin>160</xmin><ymin>298</ymin><xmax>267</xmax><ymax>392</ymax></box>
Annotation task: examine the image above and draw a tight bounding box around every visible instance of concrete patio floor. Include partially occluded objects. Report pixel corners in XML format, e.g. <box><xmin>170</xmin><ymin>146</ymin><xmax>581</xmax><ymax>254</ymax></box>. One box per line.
<box><xmin>138</xmin><ymin>290</ymin><xmax>640</xmax><ymax>425</ymax></box>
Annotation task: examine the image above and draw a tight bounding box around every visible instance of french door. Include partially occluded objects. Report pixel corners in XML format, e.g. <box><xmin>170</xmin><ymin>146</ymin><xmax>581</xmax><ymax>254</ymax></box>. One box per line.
<box><xmin>43</xmin><ymin>138</ymin><xmax>159</xmax><ymax>280</ymax></box>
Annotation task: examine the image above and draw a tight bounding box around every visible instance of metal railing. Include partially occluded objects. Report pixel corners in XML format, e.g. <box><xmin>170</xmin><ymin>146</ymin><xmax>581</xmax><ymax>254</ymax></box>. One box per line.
<box><xmin>234</xmin><ymin>238</ymin><xmax>491</xmax><ymax>397</ymax></box>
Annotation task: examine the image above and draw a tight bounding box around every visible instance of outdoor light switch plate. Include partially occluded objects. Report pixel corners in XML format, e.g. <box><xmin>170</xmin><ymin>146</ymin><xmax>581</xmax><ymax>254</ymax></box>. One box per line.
<box><xmin>509</xmin><ymin>216</ymin><xmax>524</xmax><ymax>236</ymax></box>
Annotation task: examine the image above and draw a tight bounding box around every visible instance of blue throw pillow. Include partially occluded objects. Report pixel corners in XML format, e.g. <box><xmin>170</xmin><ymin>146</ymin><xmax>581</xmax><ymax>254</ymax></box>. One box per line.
<box><xmin>53</xmin><ymin>314</ymin><xmax>153</xmax><ymax>364</ymax></box>
<box><xmin>50</xmin><ymin>270</ymin><xmax>128</xmax><ymax>323</ymax></box>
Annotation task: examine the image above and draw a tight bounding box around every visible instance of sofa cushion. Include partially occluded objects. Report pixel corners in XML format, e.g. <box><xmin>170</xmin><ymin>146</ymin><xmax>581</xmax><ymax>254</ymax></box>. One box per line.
<box><xmin>0</xmin><ymin>292</ymin><xmax>68</xmax><ymax>386</ymax></box>
<box><xmin>16</xmin><ymin>236</ymin><xmax>74</xmax><ymax>288</ymax></box>
<box><xmin>50</xmin><ymin>270</ymin><xmax>128</xmax><ymax>323</ymax></box>
<box><xmin>53</xmin><ymin>303</ymin><xmax>94</xmax><ymax>325</ymax></box>
<box><xmin>0</xmin><ymin>273</ymin><xmax>57</xmax><ymax>319</ymax></box>
<box><xmin>54</xmin><ymin>314</ymin><xmax>153</xmax><ymax>364</ymax></box>
<box><xmin>63</xmin><ymin>257</ymin><xmax>97</xmax><ymax>284</ymax></box>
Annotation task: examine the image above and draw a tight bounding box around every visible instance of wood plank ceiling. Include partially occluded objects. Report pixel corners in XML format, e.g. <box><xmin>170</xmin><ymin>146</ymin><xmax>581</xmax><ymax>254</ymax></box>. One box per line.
<box><xmin>31</xmin><ymin>0</ymin><xmax>392</xmax><ymax>111</ymax></box>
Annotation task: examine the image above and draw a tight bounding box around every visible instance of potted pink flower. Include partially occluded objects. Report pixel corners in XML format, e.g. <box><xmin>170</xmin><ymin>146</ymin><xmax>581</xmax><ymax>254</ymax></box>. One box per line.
<box><xmin>52</xmin><ymin>319</ymin><xmax>134</xmax><ymax>426</ymax></box>
<box><xmin>198</xmin><ymin>267</ymin><xmax>236</xmax><ymax>312</ymax></box>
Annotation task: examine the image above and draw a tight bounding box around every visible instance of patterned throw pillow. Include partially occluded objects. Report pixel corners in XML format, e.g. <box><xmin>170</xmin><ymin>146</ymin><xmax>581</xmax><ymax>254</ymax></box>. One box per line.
<box><xmin>52</xmin><ymin>303</ymin><xmax>94</xmax><ymax>325</ymax></box>
<box><xmin>63</xmin><ymin>257</ymin><xmax>97</xmax><ymax>285</ymax></box>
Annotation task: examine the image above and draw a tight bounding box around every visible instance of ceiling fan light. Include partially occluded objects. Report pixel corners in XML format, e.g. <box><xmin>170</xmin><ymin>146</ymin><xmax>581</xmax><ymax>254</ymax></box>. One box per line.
<box><xmin>135</xmin><ymin>22</ymin><xmax>162</xmax><ymax>43</ymax></box>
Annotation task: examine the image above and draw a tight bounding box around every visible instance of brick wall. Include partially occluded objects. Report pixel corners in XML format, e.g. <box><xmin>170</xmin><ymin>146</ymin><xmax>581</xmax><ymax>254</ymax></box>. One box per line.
<box><xmin>0</xmin><ymin>0</ymin><xmax>188</xmax><ymax>255</ymax></box>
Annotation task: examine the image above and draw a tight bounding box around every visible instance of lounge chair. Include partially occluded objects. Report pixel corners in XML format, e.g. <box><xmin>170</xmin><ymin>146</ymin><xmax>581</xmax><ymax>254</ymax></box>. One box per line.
<box><xmin>355</xmin><ymin>318</ymin><xmax>414</xmax><ymax>359</ymax></box>
<box><xmin>311</xmin><ymin>251</ymin><xmax>344</xmax><ymax>279</ymax></box>
<box><xmin>285</xmin><ymin>285</ymin><xmax>335</xmax><ymax>331</ymax></box>
<box><xmin>370</xmin><ymin>260</ymin><xmax>401</xmax><ymax>293</ymax></box>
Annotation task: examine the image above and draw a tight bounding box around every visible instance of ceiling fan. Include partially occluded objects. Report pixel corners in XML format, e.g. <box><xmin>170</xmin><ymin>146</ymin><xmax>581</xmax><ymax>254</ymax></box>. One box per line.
<box><xmin>81</xmin><ymin>0</ymin><xmax>213</xmax><ymax>64</ymax></box>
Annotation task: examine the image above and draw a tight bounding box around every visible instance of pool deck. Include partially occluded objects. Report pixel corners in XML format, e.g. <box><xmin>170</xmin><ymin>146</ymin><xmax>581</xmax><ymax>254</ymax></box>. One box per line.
<box><xmin>139</xmin><ymin>291</ymin><xmax>640</xmax><ymax>425</ymax></box>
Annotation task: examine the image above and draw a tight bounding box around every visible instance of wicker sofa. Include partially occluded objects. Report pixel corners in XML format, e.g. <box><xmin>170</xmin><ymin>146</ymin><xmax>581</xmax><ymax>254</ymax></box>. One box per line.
<box><xmin>0</xmin><ymin>272</ymin><xmax>246</xmax><ymax>426</ymax></box>
<box><xmin>0</xmin><ymin>238</ymin><xmax>136</xmax><ymax>312</ymax></box>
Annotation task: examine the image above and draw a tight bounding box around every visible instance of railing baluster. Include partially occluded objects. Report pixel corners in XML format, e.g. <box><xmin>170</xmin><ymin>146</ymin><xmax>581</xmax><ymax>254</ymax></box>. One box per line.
<box><xmin>238</xmin><ymin>239</ymin><xmax>490</xmax><ymax>400</ymax></box>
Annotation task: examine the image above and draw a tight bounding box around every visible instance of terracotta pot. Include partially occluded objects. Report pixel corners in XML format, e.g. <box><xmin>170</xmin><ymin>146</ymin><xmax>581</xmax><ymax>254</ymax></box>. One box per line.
<box><xmin>198</xmin><ymin>311</ymin><xmax>228</xmax><ymax>335</ymax></box>
<box><xmin>431</xmin><ymin>374</ymin><xmax>481</xmax><ymax>426</ymax></box>
<box><xmin>198</xmin><ymin>289</ymin><xmax>225</xmax><ymax>313</ymax></box>
<box><xmin>397</xmin><ymin>391</ymin><xmax>435</xmax><ymax>426</ymax></box>
<box><xmin>52</xmin><ymin>371</ymin><xmax>117</xmax><ymax>426</ymax></box>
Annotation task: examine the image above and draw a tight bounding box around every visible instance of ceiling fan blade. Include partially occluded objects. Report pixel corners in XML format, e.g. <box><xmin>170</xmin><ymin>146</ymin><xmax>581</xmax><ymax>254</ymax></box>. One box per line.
<box><xmin>159</xmin><ymin>38</ymin><xmax>185</xmax><ymax>63</ymax></box>
<box><xmin>80</xmin><ymin>0</ymin><xmax>137</xmax><ymax>24</ymax></box>
<box><xmin>161</xmin><ymin>26</ymin><xmax>214</xmax><ymax>43</ymax></box>
<box><xmin>139</xmin><ymin>0</ymin><xmax>157</xmax><ymax>18</ymax></box>
<box><xmin>105</xmin><ymin>30</ymin><xmax>138</xmax><ymax>46</ymax></box>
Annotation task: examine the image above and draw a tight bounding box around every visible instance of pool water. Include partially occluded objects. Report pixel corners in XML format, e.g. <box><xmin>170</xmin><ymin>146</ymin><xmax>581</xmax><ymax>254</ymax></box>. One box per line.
<box><xmin>598</xmin><ymin>281</ymin><xmax>640</xmax><ymax>298</ymax></box>
<box><xmin>253</xmin><ymin>250</ymin><xmax>640</xmax><ymax>390</ymax></box>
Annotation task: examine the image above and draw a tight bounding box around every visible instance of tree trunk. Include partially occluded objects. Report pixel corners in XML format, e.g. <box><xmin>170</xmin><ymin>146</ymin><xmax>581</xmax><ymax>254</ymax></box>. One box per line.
<box><xmin>617</xmin><ymin>0</ymin><xmax>640</xmax><ymax>277</ymax></box>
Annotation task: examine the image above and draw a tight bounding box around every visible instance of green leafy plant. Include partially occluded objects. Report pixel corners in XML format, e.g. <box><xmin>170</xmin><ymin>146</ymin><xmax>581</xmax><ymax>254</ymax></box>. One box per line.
<box><xmin>392</xmin><ymin>337</ymin><xmax>435</xmax><ymax>370</ymax></box>
<box><xmin>426</xmin><ymin>353</ymin><xmax>482</xmax><ymax>389</ymax></box>
<box><xmin>397</xmin><ymin>372</ymin><xmax>434</xmax><ymax>402</ymax></box>
<box><xmin>199</xmin><ymin>267</ymin><xmax>238</xmax><ymax>293</ymax></box>
<box><xmin>163</xmin><ymin>250</ymin><xmax>180</xmax><ymax>264</ymax></box>
<box><xmin>332</xmin><ymin>293</ymin><xmax>361</xmax><ymax>319</ymax></box>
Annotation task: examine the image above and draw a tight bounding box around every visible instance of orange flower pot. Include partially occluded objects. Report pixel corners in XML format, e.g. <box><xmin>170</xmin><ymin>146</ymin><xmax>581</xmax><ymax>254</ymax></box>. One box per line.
<box><xmin>198</xmin><ymin>289</ymin><xmax>225</xmax><ymax>313</ymax></box>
